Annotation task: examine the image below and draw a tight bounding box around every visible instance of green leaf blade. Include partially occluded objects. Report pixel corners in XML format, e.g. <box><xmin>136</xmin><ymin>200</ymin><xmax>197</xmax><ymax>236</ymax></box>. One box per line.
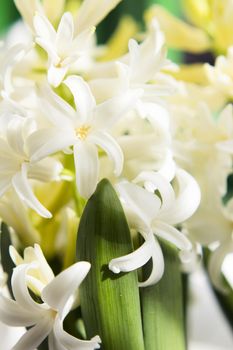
<box><xmin>141</xmin><ymin>239</ymin><xmax>186</xmax><ymax>350</ymax></box>
<box><xmin>77</xmin><ymin>179</ymin><xmax>144</xmax><ymax>350</ymax></box>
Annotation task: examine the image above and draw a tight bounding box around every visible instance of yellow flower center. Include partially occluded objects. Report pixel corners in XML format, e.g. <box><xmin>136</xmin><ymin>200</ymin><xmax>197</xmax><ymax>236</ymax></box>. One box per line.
<box><xmin>76</xmin><ymin>125</ymin><xmax>91</xmax><ymax>140</ymax></box>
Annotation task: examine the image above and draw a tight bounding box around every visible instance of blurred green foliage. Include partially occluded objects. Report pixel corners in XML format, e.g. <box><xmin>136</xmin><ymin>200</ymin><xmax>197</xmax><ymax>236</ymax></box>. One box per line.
<box><xmin>97</xmin><ymin>0</ymin><xmax>182</xmax><ymax>62</ymax></box>
<box><xmin>0</xmin><ymin>0</ymin><xmax>19</xmax><ymax>34</ymax></box>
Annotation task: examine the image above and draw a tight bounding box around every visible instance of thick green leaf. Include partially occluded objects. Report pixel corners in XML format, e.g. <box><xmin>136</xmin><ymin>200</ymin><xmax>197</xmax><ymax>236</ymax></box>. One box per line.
<box><xmin>76</xmin><ymin>179</ymin><xmax>144</xmax><ymax>350</ymax></box>
<box><xmin>0</xmin><ymin>222</ymin><xmax>14</xmax><ymax>295</ymax></box>
<box><xmin>141</xmin><ymin>239</ymin><xmax>186</xmax><ymax>350</ymax></box>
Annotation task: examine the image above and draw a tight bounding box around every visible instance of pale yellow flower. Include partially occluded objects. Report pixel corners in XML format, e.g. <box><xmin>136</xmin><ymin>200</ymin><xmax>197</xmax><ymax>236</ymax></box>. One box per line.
<box><xmin>146</xmin><ymin>1</ymin><xmax>233</xmax><ymax>55</ymax></box>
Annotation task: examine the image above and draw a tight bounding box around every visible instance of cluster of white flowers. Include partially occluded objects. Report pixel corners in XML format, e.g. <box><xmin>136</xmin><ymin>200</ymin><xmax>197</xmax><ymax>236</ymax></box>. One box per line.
<box><xmin>0</xmin><ymin>0</ymin><xmax>233</xmax><ymax>348</ymax></box>
<box><xmin>170</xmin><ymin>73</ymin><xmax>233</xmax><ymax>292</ymax></box>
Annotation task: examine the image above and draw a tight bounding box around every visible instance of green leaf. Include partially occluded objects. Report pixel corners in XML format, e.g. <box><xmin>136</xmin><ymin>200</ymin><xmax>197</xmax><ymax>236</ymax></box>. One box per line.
<box><xmin>76</xmin><ymin>179</ymin><xmax>144</xmax><ymax>350</ymax></box>
<box><xmin>0</xmin><ymin>0</ymin><xmax>19</xmax><ymax>34</ymax></box>
<box><xmin>141</xmin><ymin>239</ymin><xmax>186</xmax><ymax>350</ymax></box>
<box><xmin>0</xmin><ymin>222</ymin><xmax>14</xmax><ymax>296</ymax></box>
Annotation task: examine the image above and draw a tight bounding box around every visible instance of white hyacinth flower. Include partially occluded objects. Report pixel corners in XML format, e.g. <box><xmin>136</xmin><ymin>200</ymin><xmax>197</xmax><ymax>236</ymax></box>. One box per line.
<box><xmin>0</xmin><ymin>250</ymin><xmax>100</xmax><ymax>350</ymax></box>
<box><xmin>9</xmin><ymin>244</ymin><xmax>55</xmax><ymax>295</ymax></box>
<box><xmin>34</xmin><ymin>12</ymin><xmax>94</xmax><ymax>87</ymax></box>
<box><xmin>0</xmin><ymin>114</ymin><xmax>63</xmax><ymax>218</ymax></box>
<box><xmin>89</xmin><ymin>20</ymin><xmax>175</xmax><ymax>106</ymax></box>
<box><xmin>28</xmin><ymin>76</ymin><xmax>142</xmax><ymax>198</ymax></box>
<box><xmin>109</xmin><ymin>169</ymin><xmax>201</xmax><ymax>286</ymax></box>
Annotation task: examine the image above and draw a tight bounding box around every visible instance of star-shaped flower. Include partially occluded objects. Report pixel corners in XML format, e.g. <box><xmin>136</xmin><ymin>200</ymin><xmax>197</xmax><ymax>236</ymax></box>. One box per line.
<box><xmin>28</xmin><ymin>76</ymin><xmax>142</xmax><ymax>198</ymax></box>
<box><xmin>34</xmin><ymin>12</ymin><xmax>94</xmax><ymax>87</ymax></box>
<box><xmin>0</xmin><ymin>245</ymin><xmax>101</xmax><ymax>350</ymax></box>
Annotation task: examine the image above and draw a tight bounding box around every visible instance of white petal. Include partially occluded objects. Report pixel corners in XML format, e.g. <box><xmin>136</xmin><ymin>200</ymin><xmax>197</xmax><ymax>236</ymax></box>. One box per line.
<box><xmin>15</xmin><ymin>0</ymin><xmax>43</xmax><ymax>31</ymax></box>
<box><xmin>6</xmin><ymin>117</ymin><xmax>25</xmax><ymax>157</ymax></box>
<box><xmin>33</xmin><ymin>12</ymin><xmax>56</xmax><ymax>43</ymax></box>
<box><xmin>12</xmin><ymin>164</ymin><xmax>52</xmax><ymax>218</ymax></box>
<box><xmin>36</xmin><ymin>37</ymin><xmax>59</xmax><ymax>63</ymax></box>
<box><xmin>153</xmin><ymin>221</ymin><xmax>192</xmax><ymax>251</ymax></box>
<box><xmin>11</xmin><ymin>263</ymin><xmax>47</xmax><ymax>313</ymax></box>
<box><xmin>157</xmin><ymin>151</ymin><xmax>176</xmax><ymax>182</ymax></box>
<box><xmin>157</xmin><ymin>169</ymin><xmax>201</xmax><ymax>225</ymax></box>
<box><xmin>64</xmin><ymin>76</ymin><xmax>96</xmax><ymax>123</ymax></box>
<box><xmin>217</xmin><ymin>140</ymin><xmax>233</xmax><ymax>154</ymax></box>
<box><xmin>128</xmin><ymin>39</ymin><xmax>140</xmax><ymax>72</ymax></box>
<box><xmin>49</xmin><ymin>331</ymin><xmax>66</xmax><ymax>350</ymax></box>
<box><xmin>71</xmin><ymin>27</ymin><xmax>95</xmax><ymax>54</ymax></box>
<box><xmin>139</xmin><ymin>235</ymin><xmax>164</xmax><ymax>287</ymax></box>
<box><xmin>56</xmin><ymin>12</ymin><xmax>74</xmax><ymax>53</ymax></box>
<box><xmin>48</xmin><ymin>64</ymin><xmax>68</xmax><ymax>87</ymax></box>
<box><xmin>12</xmin><ymin>317</ymin><xmax>53</xmax><ymax>350</ymax></box>
<box><xmin>27</xmin><ymin>128</ymin><xmax>75</xmax><ymax>162</ymax></box>
<box><xmin>0</xmin><ymin>192</ymin><xmax>40</xmax><ymax>244</ymax></box>
<box><xmin>0</xmin><ymin>294</ymin><xmax>39</xmax><ymax>327</ymax></box>
<box><xmin>28</xmin><ymin>157</ymin><xmax>63</xmax><ymax>182</ymax></box>
<box><xmin>122</xmin><ymin>206</ymin><xmax>151</xmax><ymax>233</ymax></box>
<box><xmin>116</xmin><ymin>181</ymin><xmax>161</xmax><ymax>228</ymax></box>
<box><xmin>39</xmin><ymin>83</ymin><xmax>76</xmax><ymax>127</ymax></box>
<box><xmin>208</xmin><ymin>239</ymin><xmax>233</xmax><ymax>293</ymax></box>
<box><xmin>133</xmin><ymin>171</ymin><xmax>175</xmax><ymax>211</ymax></box>
<box><xmin>109</xmin><ymin>231</ymin><xmax>165</xmax><ymax>287</ymax></box>
<box><xmin>9</xmin><ymin>246</ymin><xmax>24</xmax><ymax>266</ymax></box>
<box><xmin>54</xmin><ymin>317</ymin><xmax>101</xmax><ymax>349</ymax></box>
<box><xmin>89</xmin><ymin>131</ymin><xmax>123</xmax><ymax>176</ymax></box>
<box><xmin>0</xmin><ymin>176</ymin><xmax>12</xmax><ymax>197</ymax></box>
<box><xmin>109</xmin><ymin>231</ymin><xmax>154</xmax><ymax>274</ymax></box>
<box><xmin>73</xmin><ymin>141</ymin><xmax>99</xmax><ymax>199</ymax></box>
<box><xmin>128</xmin><ymin>22</ymin><xmax>166</xmax><ymax>84</ymax></box>
<box><xmin>24</xmin><ymin>244</ymin><xmax>55</xmax><ymax>284</ymax></box>
<box><xmin>42</xmin><ymin>262</ymin><xmax>90</xmax><ymax>320</ymax></box>
<box><xmin>94</xmin><ymin>89</ymin><xmax>143</xmax><ymax>129</ymax></box>
<box><xmin>75</xmin><ymin>0</ymin><xmax>121</xmax><ymax>34</ymax></box>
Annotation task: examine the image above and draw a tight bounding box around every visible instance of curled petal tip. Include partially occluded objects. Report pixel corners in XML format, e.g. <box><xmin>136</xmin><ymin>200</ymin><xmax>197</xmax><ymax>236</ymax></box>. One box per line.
<box><xmin>108</xmin><ymin>263</ymin><xmax>121</xmax><ymax>274</ymax></box>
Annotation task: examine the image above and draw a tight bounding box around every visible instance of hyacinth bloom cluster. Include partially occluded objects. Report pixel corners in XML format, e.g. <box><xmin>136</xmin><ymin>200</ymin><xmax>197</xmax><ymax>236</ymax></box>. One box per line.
<box><xmin>0</xmin><ymin>0</ymin><xmax>232</xmax><ymax>349</ymax></box>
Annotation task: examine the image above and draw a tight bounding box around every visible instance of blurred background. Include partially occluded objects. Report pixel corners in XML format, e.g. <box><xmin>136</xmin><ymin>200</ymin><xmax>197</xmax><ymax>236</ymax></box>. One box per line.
<box><xmin>0</xmin><ymin>1</ymin><xmax>232</xmax><ymax>349</ymax></box>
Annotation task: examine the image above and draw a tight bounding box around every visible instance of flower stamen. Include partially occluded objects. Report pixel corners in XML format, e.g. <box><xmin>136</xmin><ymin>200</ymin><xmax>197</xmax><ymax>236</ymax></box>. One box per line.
<box><xmin>76</xmin><ymin>125</ymin><xmax>91</xmax><ymax>140</ymax></box>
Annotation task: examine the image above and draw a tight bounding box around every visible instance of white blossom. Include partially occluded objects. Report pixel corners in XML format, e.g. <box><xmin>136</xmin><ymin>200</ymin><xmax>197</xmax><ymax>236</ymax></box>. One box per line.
<box><xmin>109</xmin><ymin>169</ymin><xmax>200</xmax><ymax>286</ymax></box>
<box><xmin>28</xmin><ymin>76</ymin><xmax>142</xmax><ymax>198</ymax></box>
<box><xmin>0</xmin><ymin>245</ymin><xmax>101</xmax><ymax>350</ymax></box>
<box><xmin>34</xmin><ymin>12</ymin><xmax>94</xmax><ymax>87</ymax></box>
<box><xmin>0</xmin><ymin>114</ymin><xmax>63</xmax><ymax>218</ymax></box>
